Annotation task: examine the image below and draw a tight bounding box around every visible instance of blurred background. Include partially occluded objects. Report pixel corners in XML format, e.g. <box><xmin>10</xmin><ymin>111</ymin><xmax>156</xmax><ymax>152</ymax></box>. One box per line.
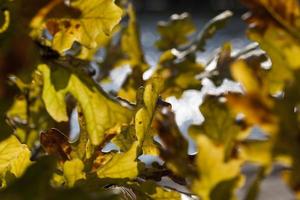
<box><xmin>130</xmin><ymin>0</ymin><xmax>248</xmax><ymax>67</ymax></box>
<box><xmin>134</xmin><ymin>0</ymin><xmax>245</xmax><ymax>12</ymax></box>
<box><xmin>128</xmin><ymin>2</ymin><xmax>295</xmax><ymax>199</ymax></box>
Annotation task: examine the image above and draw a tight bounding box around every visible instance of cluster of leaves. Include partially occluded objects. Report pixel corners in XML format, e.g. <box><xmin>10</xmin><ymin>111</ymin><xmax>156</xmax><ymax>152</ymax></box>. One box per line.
<box><xmin>1</xmin><ymin>0</ymin><xmax>300</xmax><ymax>199</ymax></box>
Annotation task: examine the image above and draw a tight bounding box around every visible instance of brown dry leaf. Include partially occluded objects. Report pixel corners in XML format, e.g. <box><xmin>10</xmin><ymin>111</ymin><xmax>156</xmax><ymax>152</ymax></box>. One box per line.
<box><xmin>40</xmin><ymin>128</ymin><xmax>72</xmax><ymax>161</ymax></box>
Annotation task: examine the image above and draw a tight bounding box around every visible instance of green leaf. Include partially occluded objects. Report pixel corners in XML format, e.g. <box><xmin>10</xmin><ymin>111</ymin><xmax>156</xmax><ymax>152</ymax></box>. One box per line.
<box><xmin>117</xmin><ymin>4</ymin><xmax>149</xmax><ymax>101</ymax></box>
<box><xmin>0</xmin><ymin>135</ymin><xmax>31</xmax><ymax>181</ymax></box>
<box><xmin>0</xmin><ymin>0</ymin><xmax>50</xmax><ymax>142</ymax></box>
<box><xmin>38</xmin><ymin>64</ymin><xmax>133</xmax><ymax>146</ymax></box>
<box><xmin>156</xmin><ymin>12</ymin><xmax>196</xmax><ymax>51</ymax></box>
<box><xmin>97</xmin><ymin>142</ymin><xmax>139</xmax><ymax>179</ymax></box>
<box><xmin>45</xmin><ymin>0</ymin><xmax>123</xmax><ymax>53</ymax></box>
<box><xmin>63</xmin><ymin>158</ymin><xmax>86</xmax><ymax>187</ymax></box>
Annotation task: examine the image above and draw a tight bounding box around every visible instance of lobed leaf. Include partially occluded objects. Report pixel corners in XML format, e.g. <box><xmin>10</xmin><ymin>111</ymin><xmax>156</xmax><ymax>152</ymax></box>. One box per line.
<box><xmin>0</xmin><ymin>136</ymin><xmax>31</xmax><ymax>186</ymax></box>
<box><xmin>155</xmin><ymin>49</ymin><xmax>203</xmax><ymax>98</ymax></box>
<box><xmin>63</xmin><ymin>158</ymin><xmax>86</xmax><ymax>187</ymax></box>
<box><xmin>191</xmin><ymin>135</ymin><xmax>242</xmax><ymax>200</ymax></box>
<box><xmin>227</xmin><ymin>59</ymin><xmax>278</xmax><ymax>135</ymax></box>
<box><xmin>39</xmin><ymin>64</ymin><xmax>133</xmax><ymax>146</ymax></box>
<box><xmin>0</xmin><ymin>156</ymin><xmax>117</xmax><ymax>199</ymax></box>
<box><xmin>135</xmin><ymin>77</ymin><xmax>163</xmax><ymax>144</ymax></box>
<box><xmin>139</xmin><ymin>180</ymin><xmax>181</xmax><ymax>200</ymax></box>
<box><xmin>156</xmin><ymin>12</ymin><xmax>196</xmax><ymax>51</ymax></box>
<box><xmin>242</xmin><ymin>0</ymin><xmax>300</xmax><ymax>93</ymax></box>
<box><xmin>113</xmin><ymin>77</ymin><xmax>163</xmax><ymax>156</ymax></box>
<box><xmin>189</xmin><ymin>95</ymin><xmax>241</xmax><ymax>160</ymax></box>
<box><xmin>100</xmin><ymin>4</ymin><xmax>148</xmax><ymax>102</ymax></box>
<box><xmin>97</xmin><ymin>142</ymin><xmax>138</xmax><ymax>179</ymax></box>
<box><xmin>196</xmin><ymin>10</ymin><xmax>233</xmax><ymax>51</ymax></box>
<box><xmin>45</xmin><ymin>0</ymin><xmax>123</xmax><ymax>53</ymax></box>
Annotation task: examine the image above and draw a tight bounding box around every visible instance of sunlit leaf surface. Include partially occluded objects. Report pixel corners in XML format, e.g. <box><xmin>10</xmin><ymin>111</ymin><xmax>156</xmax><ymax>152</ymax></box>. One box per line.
<box><xmin>39</xmin><ymin>64</ymin><xmax>133</xmax><ymax>146</ymax></box>
<box><xmin>2</xmin><ymin>0</ymin><xmax>300</xmax><ymax>199</ymax></box>
<box><xmin>191</xmin><ymin>135</ymin><xmax>242</xmax><ymax>200</ymax></box>
<box><xmin>97</xmin><ymin>142</ymin><xmax>138</xmax><ymax>179</ymax></box>
<box><xmin>63</xmin><ymin>158</ymin><xmax>86</xmax><ymax>187</ymax></box>
<box><xmin>44</xmin><ymin>0</ymin><xmax>123</xmax><ymax>53</ymax></box>
<box><xmin>0</xmin><ymin>136</ymin><xmax>31</xmax><ymax>187</ymax></box>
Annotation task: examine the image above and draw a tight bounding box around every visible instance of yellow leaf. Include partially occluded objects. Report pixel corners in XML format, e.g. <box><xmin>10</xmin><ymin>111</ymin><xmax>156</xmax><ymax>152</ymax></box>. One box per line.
<box><xmin>240</xmin><ymin>140</ymin><xmax>273</xmax><ymax>166</ymax></box>
<box><xmin>228</xmin><ymin>60</ymin><xmax>278</xmax><ymax>135</ymax></box>
<box><xmin>231</xmin><ymin>60</ymin><xmax>260</xmax><ymax>94</ymax></box>
<box><xmin>121</xmin><ymin>4</ymin><xmax>148</xmax><ymax>70</ymax></box>
<box><xmin>135</xmin><ymin>77</ymin><xmax>163</xmax><ymax>144</ymax></box>
<box><xmin>97</xmin><ymin>142</ymin><xmax>138</xmax><ymax>179</ymax></box>
<box><xmin>243</xmin><ymin>0</ymin><xmax>300</xmax><ymax>93</ymax></box>
<box><xmin>46</xmin><ymin>0</ymin><xmax>123</xmax><ymax>52</ymax></box>
<box><xmin>141</xmin><ymin>129</ymin><xmax>159</xmax><ymax>156</ymax></box>
<box><xmin>101</xmin><ymin>4</ymin><xmax>148</xmax><ymax>102</ymax></box>
<box><xmin>192</xmin><ymin>135</ymin><xmax>242</xmax><ymax>200</ymax></box>
<box><xmin>6</xmin><ymin>96</ymin><xmax>27</xmax><ymax>123</ymax></box>
<box><xmin>155</xmin><ymin>12</ymin><xmax>196</xmax><ymax>51</ymax></box>
<box><xmin>39</xmin><ymin>64</ymin><xmax>68</xmax><ymax>122</ymax></box>
<box><xmin>38</xmin><ymin>64</ymin><xmax>133</xmax><ymax>146</ymax></box>
<box><xmin>189</xmin><ymin>96</ymin><xmax>241</xmax><ymax>152</ymax></box>
<box><xmin>155</xmin><ymin>49</ymin><xmax>203</xmax><ymax>98</ymax></box>
<box><xmin>112</xmin><ymin>125</ymin><xmax>136</xmax><ymax>152</ymax></box>
<box><xmin>63</xmin><ymin>158</ymin><xmax>86</xmax><ymax>187</ymax></box>
<box><xmin>0</xmin><ymin>136</ymin><xmax>31</xmax><ymax>179</ymax></box>
<box><xmin>0</xmin><ymin>9</ymin><xmax>10</xmax><ymax>34</ymax></box>
<box><xmin>140</xmin><ymin>180</ymin><xmax>181</xmax><ymax>200</ymax></box>
<box><xmin>113</xmin><ymin>78</ymin><xmax>162</xmax><ymax>155</ymax></box>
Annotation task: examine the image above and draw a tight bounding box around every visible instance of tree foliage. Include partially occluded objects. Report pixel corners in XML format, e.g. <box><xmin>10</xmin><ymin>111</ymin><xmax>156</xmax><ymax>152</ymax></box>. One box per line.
<box><xmin>1</xmin><ymin>0</ymin><xmax>300</xmax><ymax>199</ymax></box>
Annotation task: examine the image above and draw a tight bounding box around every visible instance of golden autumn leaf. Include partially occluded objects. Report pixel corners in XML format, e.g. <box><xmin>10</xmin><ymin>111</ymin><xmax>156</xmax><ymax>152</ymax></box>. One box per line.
<box><xmin>44</xmin><ymin>0</ymin><xmax>123</xmax><ymax>53</ymax></box>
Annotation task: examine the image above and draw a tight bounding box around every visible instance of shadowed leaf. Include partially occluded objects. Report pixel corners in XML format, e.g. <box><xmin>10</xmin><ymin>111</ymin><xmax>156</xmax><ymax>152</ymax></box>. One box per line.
<box><xmin>156</xmin><ymin>12</ymin><xmax>196</xmax><ymax>51</ymax></box>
